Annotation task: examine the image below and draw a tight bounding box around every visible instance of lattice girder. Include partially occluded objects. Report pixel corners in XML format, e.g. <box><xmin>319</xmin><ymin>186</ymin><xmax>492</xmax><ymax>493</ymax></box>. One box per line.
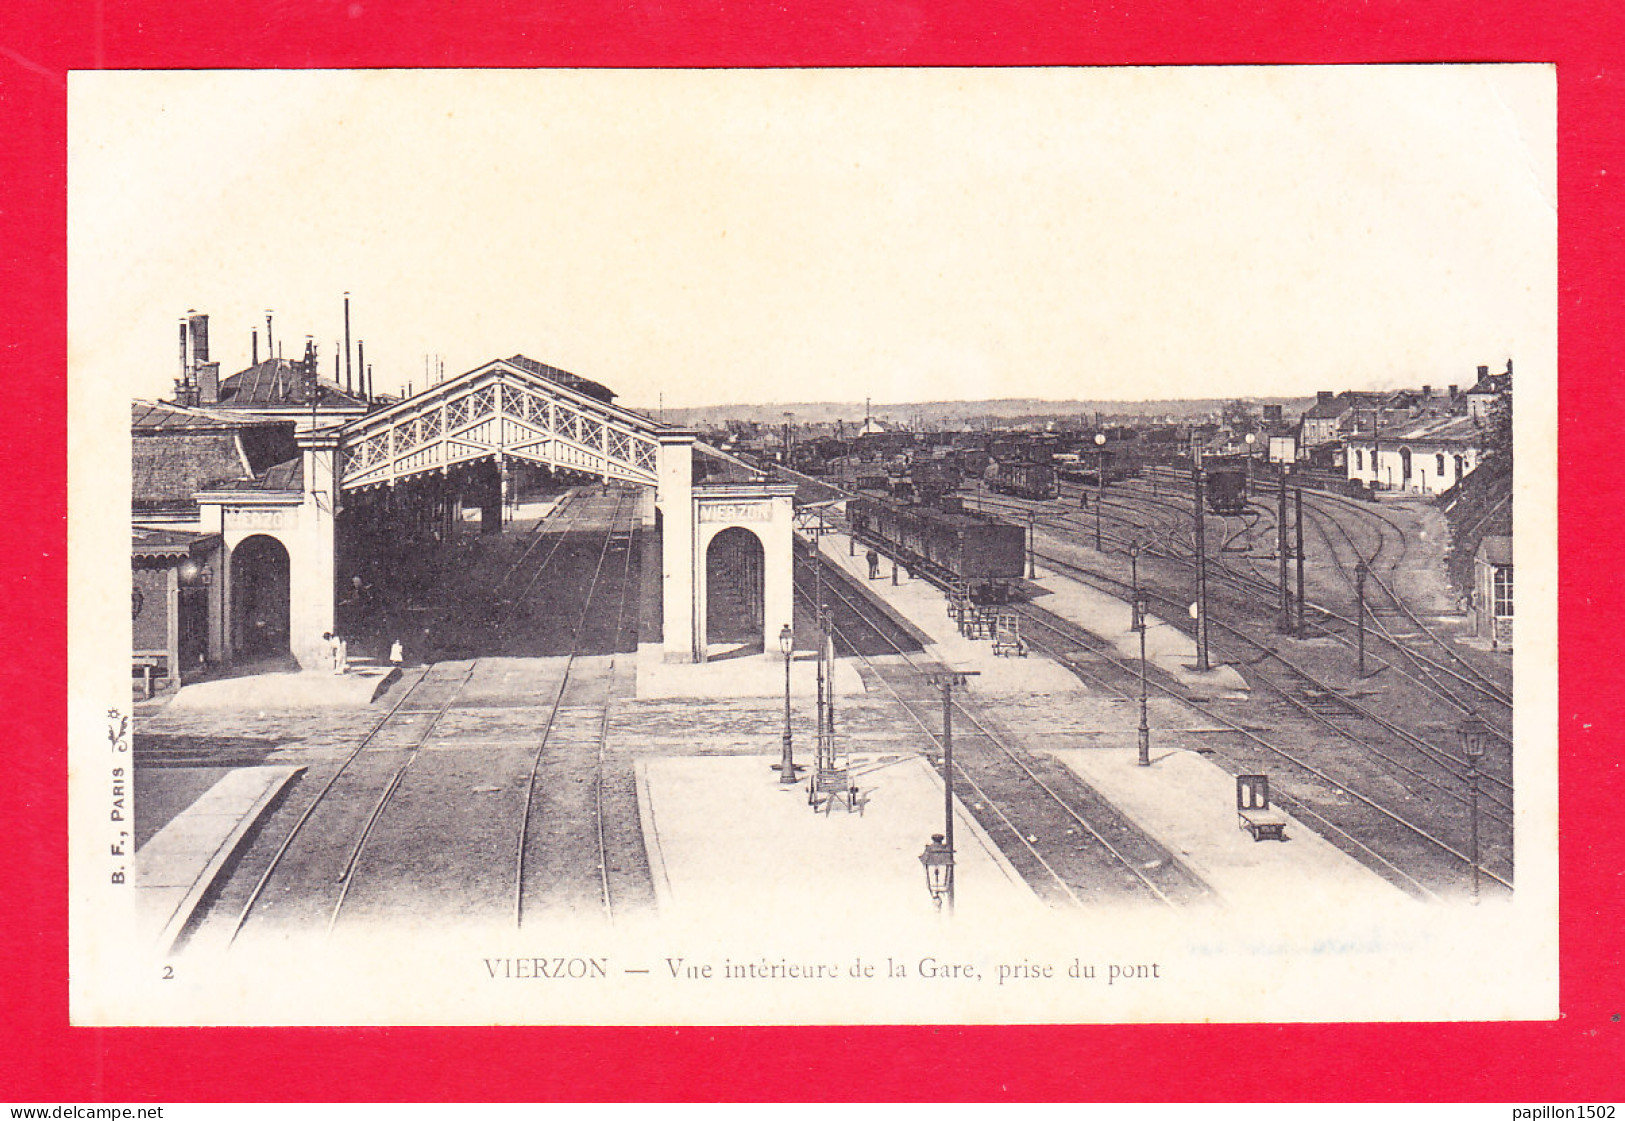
<box><xmin>336</xmin><ymin>358</ymin><xmax>662</xmax><ymax>491</ymax></box>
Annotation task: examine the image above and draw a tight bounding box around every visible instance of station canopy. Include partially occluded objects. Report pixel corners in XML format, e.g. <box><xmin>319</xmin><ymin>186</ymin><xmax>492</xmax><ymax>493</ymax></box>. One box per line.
<box><xmin>336</xmin><ymin>356</ymin><xmax>665</xmax><ymax>492</ymax></box>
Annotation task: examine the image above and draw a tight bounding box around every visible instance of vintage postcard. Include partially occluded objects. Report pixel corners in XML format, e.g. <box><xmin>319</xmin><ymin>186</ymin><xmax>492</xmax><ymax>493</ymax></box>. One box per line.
<box><xmin>67</xmin><ymin>65</ymin><xmax>1556</xmax><ymax>1026</ymax></box>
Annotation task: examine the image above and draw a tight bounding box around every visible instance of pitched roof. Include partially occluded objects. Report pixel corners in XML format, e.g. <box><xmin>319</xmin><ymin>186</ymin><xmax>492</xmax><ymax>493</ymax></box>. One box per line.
<box><xmin>1302</xmin><ymin>396</ymin><xmax>1353</xmax><ymax>420</ymax></box>
<box><xmin>1359</xmin><ymin>413</ymin><xmax>1482</xmax><ymax>445</ymax></box>
<box><xmin>132</xmin><ymin>399</ymin><xmax>261</xmax><ymax>431</ymax></box>
<box><xmin>131</xmin><ymin>527</ymin><xmax>220</xmax><ymax>560</ymax></box>
<box><xmin>216</xmin><ymin>358</ymin><xmax>369</xmax><ymax>410</ymax></box>
<box><xmin>505</xmin><ymin>354</ymin><xmax>617</xmax><ymax>403</ymax></box>
<box><xmin>204</xmin><ymin>455</ymin><xmax>303</xmax><ymax>493</ymax></box>
<box><xmin>1477</xmin><ymin>535</ymin><xmax>1512</xmax><ymax>566</ymax></box>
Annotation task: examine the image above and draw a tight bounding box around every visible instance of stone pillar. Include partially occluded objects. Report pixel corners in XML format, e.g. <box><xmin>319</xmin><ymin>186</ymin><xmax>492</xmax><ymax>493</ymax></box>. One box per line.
<box><xmin>657</xmin><ymin>430</ymin><xmax>697</xmax><ymax>662</ymax></box>
<box><xmin>291</xmin><ymin>430</ymin><xmax>341</xmax><ymax>670</ymax></box>
<box><xmin>760</xmin><ymin>491</ymin><xmax>795</xmax><ymax>655</ymax></box>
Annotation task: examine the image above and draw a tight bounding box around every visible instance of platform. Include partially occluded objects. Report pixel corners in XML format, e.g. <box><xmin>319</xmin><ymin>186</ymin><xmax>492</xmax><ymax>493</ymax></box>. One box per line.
<box><xmin>136</xmin><ymin>765</ymin><xmax>304</xmax><ymax>954</ymax></box>
<box><xmin>637</xmin><ymin>753</ymin><xmax>1041</xmax><ymax>930</ymax></box>
<box><xmin>634</xmin><ymin>644</ymin><xmax>867</xmax><ymax>701</ymax></box>
<box><xmin>1051</xmin><ymin>748</ymin><xmax>1411</xmax><ymax>911</ymax></box>
<box><xmin>165</xmin><ymin>666</ymin><xmax>402</xmax><ymax>711</ymax></box>
<box><xmin>811</xmin><ymin>530</ymin><xmax>1087</xmax><ymax>695</ymax></box>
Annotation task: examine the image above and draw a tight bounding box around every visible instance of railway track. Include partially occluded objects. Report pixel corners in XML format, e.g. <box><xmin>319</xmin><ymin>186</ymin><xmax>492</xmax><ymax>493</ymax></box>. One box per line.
<box><xmin>174</xmin><ymin>489</ymin><xmax>645</xmax><ymax>951</ymax></box>
<box><xmin>775</xmin><ymin>462</ymin><xmax>1513</xmax><ymax>897</ymax></box>
<box><xmin>794</xmin><ymin>545</ymin><xmax>1212</xmax><ymax>910</ymax></box>
<box><xmin>975</xmin><ymin>483</ymin><xmax>1514</xmax><ymax>756</ymax></box>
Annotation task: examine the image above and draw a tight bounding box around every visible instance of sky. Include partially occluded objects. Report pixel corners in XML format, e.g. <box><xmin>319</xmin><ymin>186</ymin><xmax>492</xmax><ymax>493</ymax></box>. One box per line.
<box><xmin>67</xmin><ymin>66</ymin><xmax>1555</xmax><ymax>411</ymax></box>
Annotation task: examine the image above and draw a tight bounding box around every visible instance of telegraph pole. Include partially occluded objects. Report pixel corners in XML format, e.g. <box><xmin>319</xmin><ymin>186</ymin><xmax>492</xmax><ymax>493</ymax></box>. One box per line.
<box><xmin>1295</xmin><ymin>485</ymin><xmax>1306</xmax><ymax>636</ymax></box>
<box><xmin>927</xmin><ymin>671</ymin><xmax>978</xmax><ymax>915</ymax></box>
<box><xmin>1355</xmin><ymin>560</ymin><xmax>1368</xmax><ymax>675</ymax></box>
<box><xmin>1277</xmin><ymin>463</ymin><xmax>1292</xmax><ymax>634</ymax></box>
<box><xmin>1192</xmin><ymin>436</ymin><xmax>1210</xmax><ymax>673</ymax></box>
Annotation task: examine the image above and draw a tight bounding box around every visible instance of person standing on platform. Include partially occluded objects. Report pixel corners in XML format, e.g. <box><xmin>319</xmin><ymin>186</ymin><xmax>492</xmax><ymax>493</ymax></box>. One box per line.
<box><xmin>389</xmin><ymin>639</ymin><xmax>404</xmax><ymax>668</ymax></box>
<box><xmin>867</xmin><ymin>549</ymin><xmax>880</xmax><ymax>580</ymax></box>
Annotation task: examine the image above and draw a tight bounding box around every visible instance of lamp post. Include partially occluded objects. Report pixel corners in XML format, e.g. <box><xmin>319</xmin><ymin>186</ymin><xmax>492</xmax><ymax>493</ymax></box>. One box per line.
<box><xmin>1131</xmin><ymin>545</ymin><xmax>1151</xmax><ymax>767</ymax></box>
<box><xmin>919</xmin><ymin>834</ymin><xmax>953</xmax><ymax>915</ymax></box>
<box><xmin>1027</xmin><ymin>507</ymin><xmax>1037</xmax><ymax>579</ymax></box>
<box><xmin>1277</xmin><ymin>460</ymin><xmax>1293</xmax><ymax>634</ymax></box>
<box><xmin>777</xmin><ymin>624</ymin><xmax>799</xmax><ymax>784</ymax></box>
<box><xmin>1459</xmin><ymin>714</ymin><xmax>1489</xmax><ymax>903</ymax></box>
<box><xmin>1094</xmin><ymin>432</ymin><xmax>1107</xmax><ymax>552</ymax></box>
<box><xmin>924</xmin><ymin>670</ymin><xmax>979</xmax><ymax>914</ymax></box>
<box><xmin>1192</xmin><ymin>435</ymin><xmax>1211</xmax><ymax>673</ymax></box>
<box><xmin>1355</xmin><ymin>560</ymin><xmax>1368</xmax><ymax>675</ymax></box>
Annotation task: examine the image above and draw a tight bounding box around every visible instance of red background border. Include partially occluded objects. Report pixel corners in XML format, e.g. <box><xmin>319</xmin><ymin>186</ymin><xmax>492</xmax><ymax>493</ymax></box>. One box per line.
<box><xmin>3</xmin><ymin>0</ymin><xmax>1620</xmax><ymax>1101</ymax></box>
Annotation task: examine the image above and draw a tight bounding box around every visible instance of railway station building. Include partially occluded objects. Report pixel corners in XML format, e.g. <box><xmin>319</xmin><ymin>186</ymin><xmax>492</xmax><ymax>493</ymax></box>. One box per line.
<box><xmin>1344</xmin><ymin>413</ymin><xmax>1483</xmax><ymax>495</ymax></box>
<box><xmin>133</xmin><ymin>312</ymin><xmax>795</xmax><ymax>687</ymax></box>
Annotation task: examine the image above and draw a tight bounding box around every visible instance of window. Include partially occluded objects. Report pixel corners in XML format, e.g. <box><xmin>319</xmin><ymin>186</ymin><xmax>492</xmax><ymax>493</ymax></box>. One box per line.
<box><xmin>1494</xmin><ymin>566</ymin><xmax>1513</xmax><ymax>617</ymax></box>
<box><xmin>1436</xmin><ymin>452</ymin><xmax>1446</xmax><ymax>477</ymax></box>
<box><xmin>1355</xmin><ymin>449</ymin><xmax>1363</xmax><ymax>472</ymax></box>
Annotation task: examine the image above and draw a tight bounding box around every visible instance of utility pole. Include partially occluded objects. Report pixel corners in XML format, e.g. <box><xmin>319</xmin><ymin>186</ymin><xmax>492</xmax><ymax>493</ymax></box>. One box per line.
<box><xmin>1295</xmin><ymin>485</ymin><xmax>1306</xmax><ymax>636</ymax></box>
<box><xmin>1278</xmin><ymin>463</ymin><xmax>1292</xmax><ymax>634</ymax></box>
<box><xmin>927</xmin><ymin>671</ymin><xmax>979</xmax><ymax>915</ymax></box>
<box><xmin>1193</xmin><ymin>436</ymin><xmax>1210</xmax><ymax>673</ymax></box>
<box><xmin>1355</xmin><ymin>560</ymin><xmax>1368</xmax><ymax>676</ymax></box>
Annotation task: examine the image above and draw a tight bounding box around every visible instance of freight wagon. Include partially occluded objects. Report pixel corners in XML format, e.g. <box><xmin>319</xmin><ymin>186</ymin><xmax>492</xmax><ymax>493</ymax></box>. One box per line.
<box><xmin>847</xmin><ymin>494</ymin><xmax>1027</xmax><ymax>603</ymax></box>
<box><xmin>988</xmin><ymin>458</ymin><xmax>1058</xmax><ymax>500</ymax></box>
<box><xmin>1203</xmin><ymin>456</ymin><xmax>1250</xmax><ymax>515</ymax></box>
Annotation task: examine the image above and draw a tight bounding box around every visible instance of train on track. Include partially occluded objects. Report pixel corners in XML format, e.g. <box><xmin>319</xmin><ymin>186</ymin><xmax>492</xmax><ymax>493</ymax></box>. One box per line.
<box><xmin>987</xmin><ymin>457</ymin><xmax>1058</xmax><ymax>500</ymax></box>
<box><xmin>847</xmin><ymin>493</ymin><xmax>1027</xmax><ymax>603</ymax></box>
<box><xmin>1203</xmin><ymin>455</ymin><xmax>1250</xmax><ymax>515</ymax></box>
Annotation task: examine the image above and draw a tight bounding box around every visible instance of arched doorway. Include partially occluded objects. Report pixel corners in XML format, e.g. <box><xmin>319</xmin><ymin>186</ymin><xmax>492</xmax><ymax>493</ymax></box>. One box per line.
<box><xmin>1399</xmin><ymin>446</ymin><xmax>1413</xmax><ymax>487</ymax></box>
<box><xmin>705</xmin><ymin>526</ymin><xmax>765</xmax><ymax>659</ymax></box>
<box><xmin>231</xmin><ymin>534</ymin><xmax>291</xmax><ymax>658</ymax></box>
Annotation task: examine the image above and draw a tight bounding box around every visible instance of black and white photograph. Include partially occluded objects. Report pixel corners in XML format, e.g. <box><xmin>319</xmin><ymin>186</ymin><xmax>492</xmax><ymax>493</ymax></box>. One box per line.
<box><xmin>68</xmin><ymin>65</ymin><xmax>1555</xmax><ymax>1026</ymax></box>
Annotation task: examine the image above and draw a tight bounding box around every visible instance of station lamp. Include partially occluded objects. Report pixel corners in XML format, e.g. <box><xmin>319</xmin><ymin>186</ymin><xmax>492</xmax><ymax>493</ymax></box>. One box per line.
<box><xmin>1458</xmin><ymin>713</ymin><xmax>1490</xmax><ymax>903</ymax></box>
<box><xmin>1458</xmin><ymin>714</ymin><xmax>1489</xmax><ymax>761</ymax></box>
<box><xmin>918</xmin><ymin>833</ymin><xmax>954</xmax><ymax>912</ymax></box>
<box><xmin>777</xmin><ymin>624</ymin><xmax>798</xmax><ymax>784</ymax></box>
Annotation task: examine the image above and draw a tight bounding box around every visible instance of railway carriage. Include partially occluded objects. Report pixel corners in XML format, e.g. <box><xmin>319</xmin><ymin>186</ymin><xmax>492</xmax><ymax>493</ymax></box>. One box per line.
<box><xmin>1203</xmin><ymin>456</ymin><xmax>1250</xmax><ymax>515</ymax></box>
<box><xmin>988</xmin><ymin>458</ymin><xmax>1059</xmax><ymax>500</ymax></box>
<box><xmin>847</xmin><ymin>494</ymin><xmax>1026</xmax><ymax>603</ymax></box>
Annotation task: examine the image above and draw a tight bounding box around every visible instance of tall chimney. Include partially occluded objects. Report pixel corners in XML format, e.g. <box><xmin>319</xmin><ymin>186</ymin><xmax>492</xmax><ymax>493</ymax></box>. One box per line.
<box><xmin>187</xmin><ymin>312</ymin><xmax>210</xmax><ymax>364</ymax></box>
<box><xmin>197</xmin><ymin>361</ymin><xmax>220</xmax><ymax>405</ymax></box>
<box><xmin>251</xmin><ymin>328</ymin><xmax>259</xmax><ymax>366</ymax></box>
<box><xmin>357</xmin><ymin>341</ymin><xmax>366</xmax><ymax>402</ymax></box>
<box><xmin>175</xmin><ymin>317</ymin><xmax>195</xmax><ymax>406</ymax></box>
<box><xmin>266</xmin><ymin>310</ymin><xmax>275</xmax><ymax>363</ymax></box>
<box><xmin>344</xmin><ymin>292</ymin><xmax>353</xmax><ymax>395</ymax></box>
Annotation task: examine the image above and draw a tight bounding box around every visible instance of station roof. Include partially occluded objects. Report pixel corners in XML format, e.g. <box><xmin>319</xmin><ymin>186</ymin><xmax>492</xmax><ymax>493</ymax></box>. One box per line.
<box><xmin>1477</xmin><ymin>535</ymin><xmax>1512</xmax><ymax>566</ymax></box>
<box><xmin>131</xmin><ymin>527</ymin><xmax>220</xmax><ymax>560</ymax></box>
<box><xmin>504</xmin><ymin>354</ymin><xmax>617</xmax><ymax>404</ymax></box>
